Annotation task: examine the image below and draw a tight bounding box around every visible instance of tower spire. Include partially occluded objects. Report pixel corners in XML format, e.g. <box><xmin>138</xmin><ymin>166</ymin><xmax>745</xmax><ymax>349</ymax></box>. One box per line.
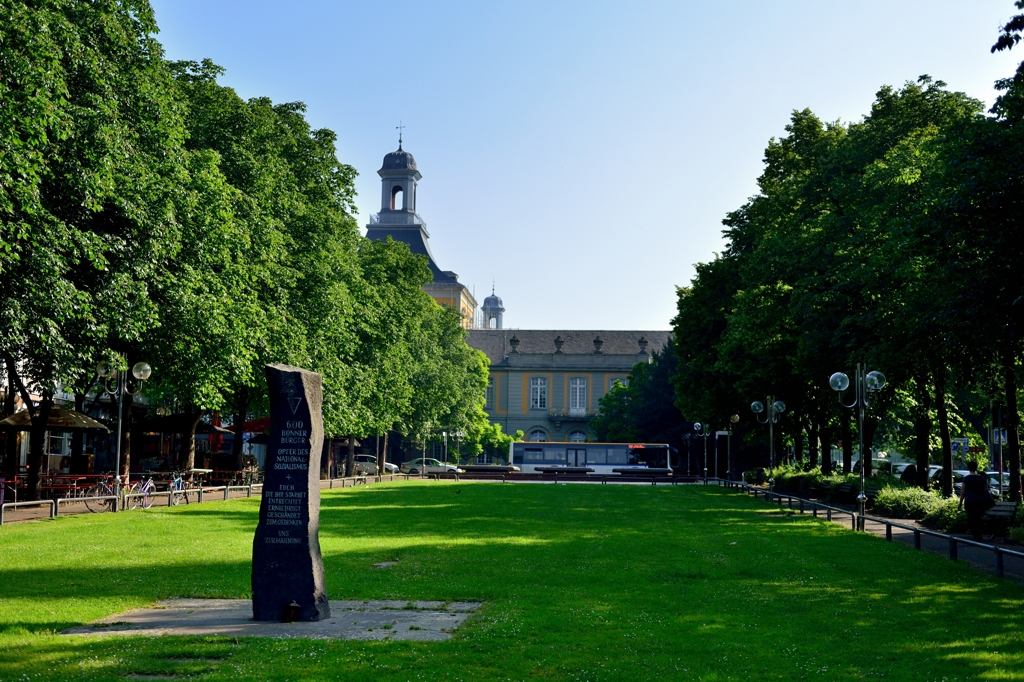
<box><xmin>396</xmin><ymin>121</ymin><xmax>405</xmax><ymax>150</ymax></box>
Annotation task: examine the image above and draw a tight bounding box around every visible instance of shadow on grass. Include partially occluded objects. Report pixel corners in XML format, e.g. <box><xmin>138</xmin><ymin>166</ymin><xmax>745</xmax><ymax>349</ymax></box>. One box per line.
<box><xmin>2</xmin><ymin>483</ymin><xmax>1024</xmax><ymax>680</ymax></box>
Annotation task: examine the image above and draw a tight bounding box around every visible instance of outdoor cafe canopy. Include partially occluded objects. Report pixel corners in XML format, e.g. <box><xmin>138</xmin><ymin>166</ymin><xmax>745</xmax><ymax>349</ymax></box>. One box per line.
<box><xmin>0</xmin><ymin>405</ymin><xmax>109</xmax><ymax>431</ymax></box>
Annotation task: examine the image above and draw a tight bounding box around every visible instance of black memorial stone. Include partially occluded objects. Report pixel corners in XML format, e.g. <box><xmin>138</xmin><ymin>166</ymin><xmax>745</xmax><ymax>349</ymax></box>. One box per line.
<box><xmin>251</xmin><ymin>364</ymin><xmax>330</xmax><ymax>622</ymax></box>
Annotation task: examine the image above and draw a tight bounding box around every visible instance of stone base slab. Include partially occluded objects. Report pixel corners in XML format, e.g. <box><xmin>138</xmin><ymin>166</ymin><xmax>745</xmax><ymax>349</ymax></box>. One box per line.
<box><xmin>62</xmin><ymin>598</ymin><xmax>481</xmax><ymax>641</ymax></box>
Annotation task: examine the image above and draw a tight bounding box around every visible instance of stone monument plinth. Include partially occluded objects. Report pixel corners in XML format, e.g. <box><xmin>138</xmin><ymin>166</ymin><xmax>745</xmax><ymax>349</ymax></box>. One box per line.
<box><xmin>251</xmin><ymin>364</ymin><xmax>330</xmax><ymax>622</ymax></box>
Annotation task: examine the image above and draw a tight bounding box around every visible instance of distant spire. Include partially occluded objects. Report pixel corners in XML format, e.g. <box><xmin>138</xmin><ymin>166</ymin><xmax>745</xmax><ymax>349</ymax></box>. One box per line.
<box><xmin>492</xmin><ymin>279</ymin><xmax>495</xmax><ymax>295</ymax></box>
<box><xmin>396</xmin><ymin>121</ymin><xmax>405</xmax><ymax>150</ymax></box>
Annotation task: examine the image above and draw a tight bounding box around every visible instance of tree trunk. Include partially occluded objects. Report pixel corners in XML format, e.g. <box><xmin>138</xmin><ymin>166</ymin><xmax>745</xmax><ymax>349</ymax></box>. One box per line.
<box><xmin>808</xmin><ymin>422</ymin><xmax>819</xmax><ymax>469</ymax></box>
<box><xmin>380</xmin><ymin>432</ymin><xmax>389</xmax><ymax>476</ymax></box>
<box><xmin>936</xmin><ymin>365</ymin><xmax>953</xmax><ymax>498</ymax></box>
<box><xmin>2</xmin><ymin>361</ymin><xmax>17</xmax><ymax>478</ymax></box>
<box><xmin>1005</xmin><ymin>353</ymin><xmax>1021</xmax><ymax>502</ymax></box>
<box><xmin>232</xmin><ymin>388</ymin><xmax>249</xmax><ymax>471</ymax></box>
<box><xmin>26</xmin><ymin>393</ymin><xmax>54</xmax><ymax>501</ymax></box>
<box><xmin>70</xmin><ymin>393</ymin><xmax>86</xmax><ymax>474</ymax></box>
<box><xmin>119</xmin><ymin>390</ymin><xmax>132</xmax><ymax>482</ymax></box>
<box><xmin>179</xmin><ymin>411</ymin><xmax>204</xmax><ymax>474</ymax></box>
<box><xmin>863</xmin><ymin>416</ymin><xmax>878</xmax><ymax>479</ymax></box>
<box><xmin>914</xmin><ymin>376</ymin><xmax>932</xmax><ymax>489</ymax></box>
<box><xmin>794</xmin><ymin>425</ymin><xmax>805</xmax><ymax>467</ymax></box>
<box><xmin>345</xmin><ymin>433</ymin><xmax>356</xmax><ymax>477</ymax></box>
<box><xmin>841</xmin><ymin>412</ymin><xmax>853</xmax><ymax>474</ymax></box>
<box><xmin>820</xmin><ymin>425</ymin><xmax>833</xmax><ymax>475</ymax></box>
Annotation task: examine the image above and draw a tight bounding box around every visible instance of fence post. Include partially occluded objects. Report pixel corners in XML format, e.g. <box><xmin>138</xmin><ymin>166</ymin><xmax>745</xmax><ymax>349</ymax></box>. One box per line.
<box><xmin>914</xmin><ymin>529</ymin><xmax>921</xmax><ymax>550</ymax></box>
<box><xmin>949</xmin><ymin>537</ymin><xmax>958</xmax><ymax>561</ymax></box>
<box><xmin>224</xmin><ymin>486</ymin><xmax>229</xmax><ymax>501</ymax></box>
<box><xmin>995</xmin><ymin>548</ymin><xmax>1005</xmax><ymax>578</ymax></box>
<box><xmin>885</xmin><ymin>523</ymin><xmax>892</xmax><ymax>542</ymax></box>
<box><xmin>247</xmin><ymin>485</ymin><xmax>253</xmax><ymax>498</ymax></box>
<box><xmin>50</xmin><ymin>500</ymin><xmax>57</xmax><ymax>519</ymax></box>
<box><xmin>851</xmin><ymin>513</ymin><xmax>857</xmax><ymax>531</ymax></box>
<box><xmin>812</xmin><ymin>502</ymin><xmax>817</xmax><ymax>518</ymax></box>
<box><xmin>198</xmin><ymin>487</ymin><xmax>204</xmax><ymax>504</ymax></box>
<box><xmin>827</xmin><ymin>508</ymin><xmax>832</xmax><ymax>522</ymax></box>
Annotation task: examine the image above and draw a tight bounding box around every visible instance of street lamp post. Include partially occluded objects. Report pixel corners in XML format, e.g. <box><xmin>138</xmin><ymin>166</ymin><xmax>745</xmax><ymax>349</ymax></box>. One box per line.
<box><xmin>694</xmin><ymin>423</ymin><xmax>710</xmax><ymax>481</ymax></box>
<box><xmin>830</xmin><ymin>364</ymin><xmax>886</xmax><ymax>523</ymax></box>
<box><xmin>727</xmin><ymin>414</ymin><xmax>740</xmax><ymax>481</ymax></box>
<box><xmin>97</xmin><ymin>360</ymin><xmax>151</xmax><ymax>495</ymax></box>
<box><xmin>751</xmin><ymin>397</ymin><xmax>786</xmax><ymax>493</ymax></box>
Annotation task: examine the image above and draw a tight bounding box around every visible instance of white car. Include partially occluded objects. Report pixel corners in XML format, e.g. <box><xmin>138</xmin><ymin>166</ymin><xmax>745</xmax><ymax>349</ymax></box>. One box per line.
<box><xmin>353</xmin><ymin>454</ymin><xmax>398</xmax><ymax>475</ymax></box>
<box><xmin>400</xmin><ymin>458</ymin><xmax>463</xmax><ymax>475</ymax></box>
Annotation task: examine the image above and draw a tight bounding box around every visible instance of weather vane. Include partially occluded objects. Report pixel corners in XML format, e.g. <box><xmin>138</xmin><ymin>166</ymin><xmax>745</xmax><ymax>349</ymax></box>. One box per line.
<box><xmin>396</xmin><ymin>121</ymin><xmax>405</xmax><ymax>148</ymax></box>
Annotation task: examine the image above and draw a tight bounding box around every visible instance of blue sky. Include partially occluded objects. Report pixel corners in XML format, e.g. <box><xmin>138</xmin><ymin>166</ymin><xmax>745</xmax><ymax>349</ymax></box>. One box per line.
<box><xmin>150</xmin><ymin>1</ymin><xmax>1021</xmax><ymax>330</ymax></box>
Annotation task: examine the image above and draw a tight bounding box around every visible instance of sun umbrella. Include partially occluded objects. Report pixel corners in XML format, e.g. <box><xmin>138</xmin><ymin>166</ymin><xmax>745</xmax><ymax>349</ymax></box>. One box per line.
<box><xmin>0</xmin><ymin>405</ymin><xmax>109</xmax><ymax>431</ymax></box>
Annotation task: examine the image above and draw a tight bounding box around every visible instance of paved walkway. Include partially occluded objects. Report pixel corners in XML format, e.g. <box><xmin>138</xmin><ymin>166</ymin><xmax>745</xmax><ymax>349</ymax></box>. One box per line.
<box><xmin>63</xmin><ymin>598</ymin><xmax>480</xmax><ymax>641</ymax></box>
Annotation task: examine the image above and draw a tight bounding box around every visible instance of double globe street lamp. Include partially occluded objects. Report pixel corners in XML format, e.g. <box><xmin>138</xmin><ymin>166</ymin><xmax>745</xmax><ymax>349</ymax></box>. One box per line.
<box><xmin>97</xmin><ymin>360</ymin><xmax>152</xmax><ymax>493</ymax></box>
<box><xmin>693</xmin><ymin>422</ymin><xmax>712</xmax><ymax>481</ymax></box>
<box><xmin>829</xmin><ymin>364</ymin><xmax>886</xmax><ymax>521</ymax></box>
<box><xmin>751</xmin><ymin>397</ymin><xmax>786</xmax><ymax>493</ymax></box>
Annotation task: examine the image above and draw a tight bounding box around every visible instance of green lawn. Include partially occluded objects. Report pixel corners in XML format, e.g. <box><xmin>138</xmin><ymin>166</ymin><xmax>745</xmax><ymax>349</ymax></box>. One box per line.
<box><xmin>1</xmin><ymin>481</ymin><xmax>1022</xmax><ymax>681</ymax></box>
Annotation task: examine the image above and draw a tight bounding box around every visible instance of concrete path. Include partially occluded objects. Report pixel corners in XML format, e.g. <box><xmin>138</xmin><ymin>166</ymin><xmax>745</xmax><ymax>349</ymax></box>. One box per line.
<box><xmin>63</xmin><ymin>598</ymin><xmax>481</xmax><ymax>641</ymax></box>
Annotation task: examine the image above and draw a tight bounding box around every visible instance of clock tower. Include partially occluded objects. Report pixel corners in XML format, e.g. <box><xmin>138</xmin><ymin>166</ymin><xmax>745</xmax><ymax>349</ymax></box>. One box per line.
<box><xmin>365</xmin><ymin>141</ymin><xmax>477</xmax><ymax>327</ymax></box>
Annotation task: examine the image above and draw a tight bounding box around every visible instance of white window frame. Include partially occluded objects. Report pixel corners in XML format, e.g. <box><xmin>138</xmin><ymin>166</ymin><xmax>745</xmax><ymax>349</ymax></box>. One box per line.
<box><xmin>568</xmin><ymin>430</ymin><xmax>587</xmax><ymax>443</ymax></box>
<box><xmin>528</xmin><ymin>429</ymin><xmax>548</xmax><ymax>443</ymax></box>
<box><xmin>530</xmin><ymin>377</ymin><xmax>548</xmax><ymax>409</ymax></box>
<box><xmin>608</xmin><ymin>377</ymin><xmax>629</xmax><ymax>391</ymax></box>
<box><xmin>485</xmin><ymin>376</ymin><xmax>495</xmax><ymax>409</ymax></box>
<box><xmin>569</xmin><ymin>377</ymin><xmax>587</xmax><ymax>415</ymax></box>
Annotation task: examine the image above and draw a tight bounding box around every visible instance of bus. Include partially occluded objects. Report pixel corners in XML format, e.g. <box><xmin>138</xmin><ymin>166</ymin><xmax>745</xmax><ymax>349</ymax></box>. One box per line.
<box><xmin>510</xmin><ymin>442</ymin><xmax>672</xmax><ymax>474</ymax></box>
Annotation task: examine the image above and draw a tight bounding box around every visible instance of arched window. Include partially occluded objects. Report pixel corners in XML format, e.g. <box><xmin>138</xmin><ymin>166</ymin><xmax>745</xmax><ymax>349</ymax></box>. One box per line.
<box><xmin>391</xmin><ymin>185</ymin><xmax>404</xmax><ymax>210</ymax></box>
<box><xmin>528</xmin><ymin>429</ymin><xmax>548</xmax><ymax>442</ymax></box>
<box><xmin>530</xmin><ymin>377</ymin><xmax>548</xmax><ymax>409</ymax></box>
<box><xmin>568</xmin><ymin>430</ymin><xmax>587</xmax><ymax>443</ymax></box>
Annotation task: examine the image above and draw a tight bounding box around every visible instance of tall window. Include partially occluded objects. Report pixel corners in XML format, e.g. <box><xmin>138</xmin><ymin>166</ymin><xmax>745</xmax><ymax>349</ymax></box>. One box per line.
<box><xmin>608</xmin><ymin>377</ymin><xmax>629</xmax><ymax>391</ymax></box>
<box><xmin>485</xmin><ymin>376</ymin><xmax>495</xmax><ymax>409</ymax></box>
<box><xmin>528</xmin><ymin>429</ymin><xmax>548</xmax><ymax>442</ymax></box>
<box><xmin>569</xmin><ymin>377</ymin><xmax>587</xmax><ymax>415</ymax></box>
<box><xmin>530</xmin><ymin>377</ymin><xmax>548</xmax><ymax>409</ymax></box>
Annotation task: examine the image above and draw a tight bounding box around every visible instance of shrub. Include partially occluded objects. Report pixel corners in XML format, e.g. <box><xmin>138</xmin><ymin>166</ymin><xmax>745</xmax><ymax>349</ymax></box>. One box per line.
<box><xmin>921</xmin><ymin>496</ymin><xmax>967</xmax><ymax>534</ymax></box>
<box><xmin>873</xmin><ymin>486</ymin><xmax>942</xmax><ymax>519</ymax></box>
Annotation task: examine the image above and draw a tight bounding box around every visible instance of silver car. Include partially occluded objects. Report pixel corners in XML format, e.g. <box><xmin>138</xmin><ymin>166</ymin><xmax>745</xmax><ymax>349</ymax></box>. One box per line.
<box><xmin>400</xmin><ymin>458</ymin><xmax>463</xmax><ymax>475</ymax></box>
<box><xmin>353</xmin><ymin>454</ymin><xmax>398</xmax><ymax>475</ymax></box>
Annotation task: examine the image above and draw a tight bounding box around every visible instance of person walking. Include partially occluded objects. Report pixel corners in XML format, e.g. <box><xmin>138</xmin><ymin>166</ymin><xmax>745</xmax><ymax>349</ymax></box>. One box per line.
<box><xmin>958</xmin><ymin>460</ymin><xmax>994</xmax><ymax>541</ymax></box>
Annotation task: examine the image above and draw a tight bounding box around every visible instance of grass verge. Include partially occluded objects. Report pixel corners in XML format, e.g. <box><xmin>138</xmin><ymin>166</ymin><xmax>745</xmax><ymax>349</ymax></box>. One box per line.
<box><xmin>1</xmin><ymin>481</ymin><xmax>1022</xmax><ymax>681</ymax></box>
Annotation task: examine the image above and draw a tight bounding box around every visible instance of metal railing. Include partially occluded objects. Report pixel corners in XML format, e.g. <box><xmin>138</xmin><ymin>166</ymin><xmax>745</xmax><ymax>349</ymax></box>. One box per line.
<box><xmin>716</xmin><ymin>478</ymin><xmax>1024</xmax><ymax>579</ymax></box>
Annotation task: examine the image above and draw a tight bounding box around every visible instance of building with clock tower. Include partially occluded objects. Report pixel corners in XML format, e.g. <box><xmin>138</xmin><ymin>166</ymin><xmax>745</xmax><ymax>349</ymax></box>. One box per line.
<box><xmin>365</xmin><ymin>142</ymin><xmax>477</xmax><ymax>327</ymax></box>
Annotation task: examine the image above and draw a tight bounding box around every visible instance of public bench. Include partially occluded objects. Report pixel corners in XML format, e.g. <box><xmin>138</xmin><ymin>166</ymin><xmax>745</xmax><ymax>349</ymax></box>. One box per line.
<box><xmin>831</xmin><ymin>482</ymin><xmax>855</xmax><ymax>503</ymax></box>
<box><xmin>865</xmin><ymin>485</ymin><xmax>882</xmax><ymax>508</ymax></box>
<box><xmin>983</xmin><ymin>500</ymin><xmax>1019</xmax><ymax>536</ymax></box>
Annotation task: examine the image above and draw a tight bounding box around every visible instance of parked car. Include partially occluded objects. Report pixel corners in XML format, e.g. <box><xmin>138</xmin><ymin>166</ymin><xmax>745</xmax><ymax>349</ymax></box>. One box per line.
<box><xmin>985</xmin><ymin>471</ymin><xmax>1011</xmax><ymax>498</ymax></box>
<box><xmin>400</xmin><ymin>458</ymin><xmax>463</xmax><ymax>475</ymax></box>
<box><xmin>352</xmin><ymin>454</ymin><xmax>398</xmax><ymax>475</ymax></box>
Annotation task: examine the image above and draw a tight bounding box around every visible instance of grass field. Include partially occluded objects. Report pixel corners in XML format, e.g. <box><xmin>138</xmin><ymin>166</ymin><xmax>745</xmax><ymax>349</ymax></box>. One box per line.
<box><xmin>1</xmin><ymin>481</ymin><xmax>1023</xmax><ymax>681</ymax></box>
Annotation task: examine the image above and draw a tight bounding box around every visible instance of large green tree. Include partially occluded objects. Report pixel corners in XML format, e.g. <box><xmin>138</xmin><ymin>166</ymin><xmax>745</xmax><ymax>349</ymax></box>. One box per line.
<box><xmin>1</xmin><ymin>0</ymin><xmax>189</xmax><ymax>498</ymax></box>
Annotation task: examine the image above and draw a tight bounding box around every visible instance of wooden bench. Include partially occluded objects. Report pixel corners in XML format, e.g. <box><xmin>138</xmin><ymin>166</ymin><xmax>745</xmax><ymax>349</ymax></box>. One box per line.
<box><xmin>983</xmin><ymin>500</ymin><xmax>1019</xmax><ymax>536</ymax></box>
<box><xmin>865</xmin><ymin>485</ymin><xmax>882</xmax><ymax>508</ymax></box>
<box><xmin>831</xmin><ymin>482</ymin><xmax>854</xmax><ymax>503</ymax></box>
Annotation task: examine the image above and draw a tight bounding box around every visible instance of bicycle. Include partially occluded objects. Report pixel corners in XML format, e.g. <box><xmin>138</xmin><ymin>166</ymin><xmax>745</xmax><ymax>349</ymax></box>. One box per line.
<box><xmin>169</xmin><ymin>471</ymin><xmax>192</xmax><ymax>506</ymax></box>
<box><xmin>127</xmin><ymin>475</ymin><xmax>155</xmax><ymax>509</ymax></box>
<box><xmin>83</xmin><ymin>476</ymin><xmax>120</xmax><ymax>513</ymax></box>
